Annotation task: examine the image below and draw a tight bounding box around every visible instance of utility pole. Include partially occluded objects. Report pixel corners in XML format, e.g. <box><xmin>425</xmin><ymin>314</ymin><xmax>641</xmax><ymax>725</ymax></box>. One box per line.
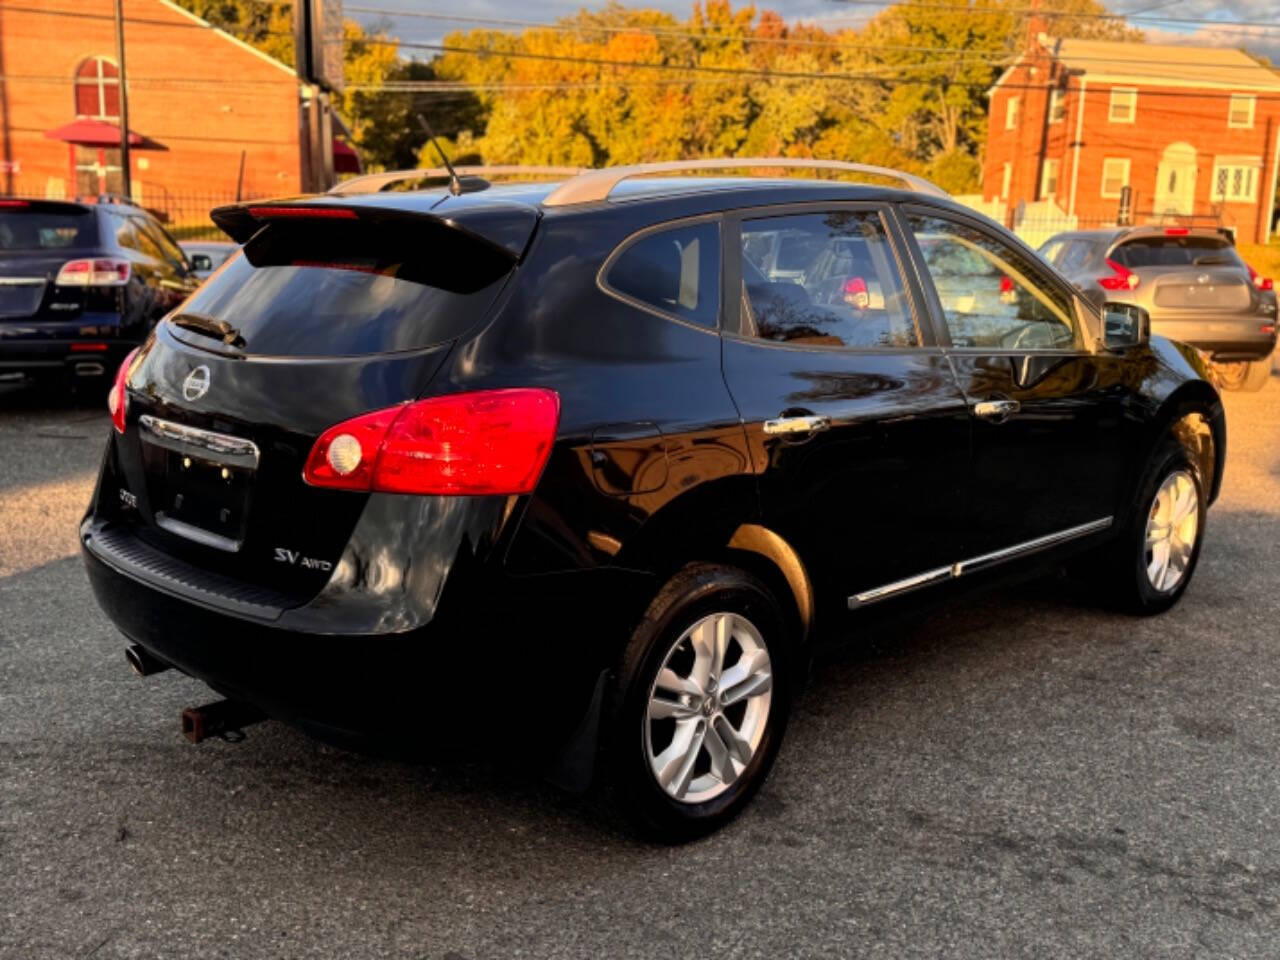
<box><xmin>114</xmin><ymin>0</ymin><xmax>131</xmax><ymax>199</ymax></box>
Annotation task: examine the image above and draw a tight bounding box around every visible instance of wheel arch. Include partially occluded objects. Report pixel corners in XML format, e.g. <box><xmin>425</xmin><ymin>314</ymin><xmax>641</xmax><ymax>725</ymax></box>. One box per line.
<box><xmin>1146</xmin><ymin>381</ymin><xmax>1225</xmax><ymax>506</ymax></box>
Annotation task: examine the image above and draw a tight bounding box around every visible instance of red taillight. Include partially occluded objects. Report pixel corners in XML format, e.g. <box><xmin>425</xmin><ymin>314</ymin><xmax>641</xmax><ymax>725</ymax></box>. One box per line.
<box><xmin>1098</xmin><ymin>258</ymin><xmax>1139</xmax><ymax>291</ymax></box>
<box><xmin>303</xmin><ymin>388</ymin><xmax>561</xmax><ymax>496</ymax></box>
<box><xmin>1247</xmin><ymin>264</ymin><xmax>1273</xmax><ymax>292</ymax></box>
<box><xmin>56</xmin><ymin>257</ymin><xmax>130</xmax><ymax>287</ymax></box>
<box><xmin>1164</xmin><ymin>227</ymin><xmax>1189</xmax><ymax>236</ymax></box>
<box><xmin>108</xmin><ymin>348</ymin><xmax>139</xmax><ymax>434</ymax></box>
<box><xmin>842</xmin><ymin>276</ymin><xmax>869</xmax><ymax>309</ymax></box>
<box><xmin>0</xmin><ymin>198</ymin><xmax>29</xmax><ymax>207</ymax></box>
<box><xmin>248</xmin><ymin>205</ymin><xmax>358</xmax><ymax>220</ymax></box>
<box><xmin>70</xmin><ymin>342</ymin><xmax>109</xmax><ymax>352</ymax></box>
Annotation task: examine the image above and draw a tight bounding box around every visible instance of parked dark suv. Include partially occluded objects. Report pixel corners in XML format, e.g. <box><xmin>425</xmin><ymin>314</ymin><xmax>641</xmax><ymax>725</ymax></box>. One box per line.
<box><xmin>0</xmin><ymin>197</ymin><xmax>197</xmax><ymax>387</ymax></box>
<box><xmin>82</xmin><ymin>160</ymin><xmax>1225</xmax><ymax>839</ymax></box>
<box><xmin>1039</xmin><ymin>226</ymin><xmax>1277</xmax><ymax>391</ymax></box>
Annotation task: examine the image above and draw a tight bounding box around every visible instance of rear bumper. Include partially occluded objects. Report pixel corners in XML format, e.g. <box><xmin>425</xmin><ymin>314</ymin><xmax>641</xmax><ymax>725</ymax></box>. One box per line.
<box><xmin>82</xmin><ymin>519</ymin><xmax>651</xmax><ymax>749</ymax></box>
<box><xmin>1149</xmin><ymin>316</ymin><xmax>1276</xmax><ymax>362</ymax></box>
<box><xmin>0</xmin><ymin>334</ymin><xmax>138</xmax><ymax>377</ymax></box>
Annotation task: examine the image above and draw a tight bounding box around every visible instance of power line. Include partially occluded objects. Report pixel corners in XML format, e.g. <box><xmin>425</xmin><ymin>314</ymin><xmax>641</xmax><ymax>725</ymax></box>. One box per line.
<box><xmin>824</xmin><ymin>0</ymin><xmax>1280</xmax><ymax>32</ymax></box>
<box><xmin>327</xmin><ymin>6</ymin><xmax>1280</xmax><ymax>71</ymax></box>
<box><xmin>343</xmin><ymin>37</ymin><xmax>1280</xmax><ymax>100</ymax></box>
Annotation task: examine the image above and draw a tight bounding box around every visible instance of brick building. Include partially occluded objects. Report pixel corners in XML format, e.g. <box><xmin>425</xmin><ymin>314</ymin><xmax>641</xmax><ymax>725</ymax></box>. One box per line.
<box><xmin>0</xmin><ymin>0</ymin><xmax>305</xmax><ymax>207</ymax></box>
<box><xmin>982</xmin><ymin>33</ymin><xmax>1280</xmax><ymax>245</ymax></box>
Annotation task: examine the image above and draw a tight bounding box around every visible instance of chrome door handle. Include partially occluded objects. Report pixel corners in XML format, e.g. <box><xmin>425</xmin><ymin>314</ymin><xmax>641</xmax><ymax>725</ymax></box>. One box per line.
<box><xmin>972</xmin><ymin>398</ymin><xmax>1020</xmax><ymax>421</ymax></box>
<box><xmin>763</xmin><ymin>414</ymin><xmax>831</xmax><ymax>437</ymax></box>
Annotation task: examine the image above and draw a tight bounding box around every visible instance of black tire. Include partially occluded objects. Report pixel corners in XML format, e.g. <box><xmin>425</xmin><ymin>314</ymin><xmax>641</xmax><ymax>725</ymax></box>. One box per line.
<box><xmin>1241</xmin><ymin>357</ymin><xmax>1272</xmax><ymax>392</ymax></box>
<box><xmin>607</xmin><ymin>563</ymin><xmax>793</xmax><ymax>842</ymax></box>
<box><xmin>1100</xmin><ymin>440</ymin><xmax>1207</xmax><ymax>615</ymax></box>
<box><xmin>1214</xmin><ymin>358</ymin><xmax>1271</xmax><ymax>392</ymax></box>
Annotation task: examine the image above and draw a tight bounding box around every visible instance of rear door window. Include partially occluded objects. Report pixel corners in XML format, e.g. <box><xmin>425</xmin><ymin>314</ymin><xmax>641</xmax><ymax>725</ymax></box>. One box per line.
<box><xmin>1056</xmin><ymin>239</ymin><xmax>1095</xmax><ymax>274</ymax></box>
<box><xmin>0</xmin><ymin>205</ymin><xmax>98</xmax><ymax>250</ymax></box>
<box><xmin>602</xmin><ymin>220</ymin><xmax>720</xmax><ymax>327</ymax></box>
<box><xmin>737</xmin><ymin>210</ymin><xmax>917</xmax><ymax>349</ymax></box>
<box><xmin>1111</xmin><ymin>236</ymin><xmax>1243</xmax><ymax>268</ymax></box>
<box><xmin>169</xmin><ymin>217</ymin><xmax>515</xmax><ymax>358</ymax></box>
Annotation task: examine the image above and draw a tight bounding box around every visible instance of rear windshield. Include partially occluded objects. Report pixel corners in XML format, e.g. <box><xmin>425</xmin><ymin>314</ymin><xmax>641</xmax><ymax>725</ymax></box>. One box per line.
<box><xmin>170</xmin><ymin>218</ymin><xmax>514</xmax><ymax>357</ymax></box>
<box><xmin>0</xmin><ymin>207</ymin><xmax>97</xmax><ymax>250</ymax></box>
<box><xmin>1112</xmin><ymin>236</ymin><xmax>1243</xmax><ymax>269</ymax></box>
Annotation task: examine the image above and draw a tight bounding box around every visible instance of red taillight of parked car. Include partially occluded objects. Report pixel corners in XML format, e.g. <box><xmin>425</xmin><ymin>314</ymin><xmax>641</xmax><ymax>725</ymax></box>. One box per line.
<box><xmin>842</xmin><ymin>276</ymin><xmax>869</xmax><ymax>310</ymax></box>
<box><xmin>1098</xmin><ymin>258</ymin><xmax>1140</xmax><ymax>292</ymax></box>
<box><xmin>107</xmin><ymin>348</ymin><xmax>139</xmax><ymax>435</ymax></box>
<box><xmin>56</xmin><ymin>258</ymin><xmax>131</xmax><ymax>287</ymax></box>
<box><xmin>303</xmin><ymin>388</ymin><xmax>561</xmax><ymax>496</ymax></box>
<box><xmin>1246</xmin><ymin>264</ymin><xmax>1273</xmax><ymax>292</ymax></box>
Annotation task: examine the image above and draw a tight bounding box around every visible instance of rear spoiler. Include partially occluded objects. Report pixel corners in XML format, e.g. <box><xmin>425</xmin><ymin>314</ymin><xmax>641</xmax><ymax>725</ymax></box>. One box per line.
<box><xmin>210</xmin><ymin>199</ymin><xmax>538</xmax><ymax>259</ymax></box>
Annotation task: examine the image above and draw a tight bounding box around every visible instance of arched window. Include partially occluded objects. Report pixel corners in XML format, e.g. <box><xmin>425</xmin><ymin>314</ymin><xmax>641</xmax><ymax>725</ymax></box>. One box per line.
<box><xmin>74</xmin><ymin>57</ymin><xmax>119</xmax><ymax>119</ymax></box>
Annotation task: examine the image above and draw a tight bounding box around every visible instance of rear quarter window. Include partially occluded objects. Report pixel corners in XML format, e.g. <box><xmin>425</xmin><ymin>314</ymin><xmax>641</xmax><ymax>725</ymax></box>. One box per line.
<box><xmin>169</xmin><ymin>218</ymin><xmax>515</xmax><ymax>358</ymax></box>
<box><xmin>602</xmin><ymin>220</ymin><xmax>720</xmax><ymax>327</ymax></box>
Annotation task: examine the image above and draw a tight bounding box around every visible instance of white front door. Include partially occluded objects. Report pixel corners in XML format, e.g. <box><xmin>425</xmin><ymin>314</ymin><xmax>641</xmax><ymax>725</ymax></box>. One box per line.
<box><xmin>1155</xmin><ymin>143</ymin><xmax>1197</xmax><ymax>216</ymax></box>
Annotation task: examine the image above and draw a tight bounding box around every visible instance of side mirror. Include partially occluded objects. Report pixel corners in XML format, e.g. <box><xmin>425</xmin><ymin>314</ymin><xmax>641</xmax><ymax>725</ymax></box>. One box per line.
<box><xmin>189</xmin><ymin>254</ymin><xmax>213</xmax><ymax>272</ymax></box>
<box><xmin>1103</xmin><ymin>302</ymin><xmax>1149</xmax><ymax>349</ymax></box>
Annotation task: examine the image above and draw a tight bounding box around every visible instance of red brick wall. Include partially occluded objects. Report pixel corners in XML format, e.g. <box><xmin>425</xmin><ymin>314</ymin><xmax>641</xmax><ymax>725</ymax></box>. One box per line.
<box><xmin>0</xmin><ymin>0</ymin><xmax>300</xmax><ymax>203</ymax></box>
<box><xmin>984</xmin><ymin>58</ymin><xmax>1280</xmax><ymax>243</ymax></box>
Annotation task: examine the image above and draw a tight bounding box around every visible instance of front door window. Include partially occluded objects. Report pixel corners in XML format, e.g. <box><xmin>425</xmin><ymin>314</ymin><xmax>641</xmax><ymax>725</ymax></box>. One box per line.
<box><xmin>905</xmin><ymin>213</ymin><xmax>1078</xmax><ymax>351</ymax></box>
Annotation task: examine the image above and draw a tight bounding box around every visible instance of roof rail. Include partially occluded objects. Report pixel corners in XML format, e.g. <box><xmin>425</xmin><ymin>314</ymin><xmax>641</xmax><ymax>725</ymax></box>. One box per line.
<box><xmin>330</xmin><ymin>165</ymin><xmax>588</xmax><ymax>196</ymax></box>
<box><xmin>541</xmin><ymin>158</ymin><xmax>948</xmax><ymax>207</ymax></box>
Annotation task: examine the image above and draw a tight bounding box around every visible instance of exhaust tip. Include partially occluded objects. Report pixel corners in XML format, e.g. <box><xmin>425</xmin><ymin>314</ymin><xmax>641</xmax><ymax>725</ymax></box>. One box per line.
<box><xmin>74</xmin><ymin>361</ymin><xmax>105</xmax><ymax>377</ymax></box>
<box><xmin>126</xmin><ymin>644</ymin><xmax>170</xmax><ymax>677</ymax></box>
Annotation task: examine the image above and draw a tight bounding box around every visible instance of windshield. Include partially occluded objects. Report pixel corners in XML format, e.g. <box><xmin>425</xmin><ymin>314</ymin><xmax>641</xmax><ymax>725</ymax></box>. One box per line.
<box><xmin>170</xmin><ymin>218</ymin><xmax>514</xmax><ymax>358</ymax></box>
<box><xmin>0</xmin><ymin>207</ymin><xmax>97</xmax><ymax>251</ymax></box>
<box><xmin>1112</xmin><ymin>236</ymin><xmax>1243</xmax><ymax>269</ymax></box>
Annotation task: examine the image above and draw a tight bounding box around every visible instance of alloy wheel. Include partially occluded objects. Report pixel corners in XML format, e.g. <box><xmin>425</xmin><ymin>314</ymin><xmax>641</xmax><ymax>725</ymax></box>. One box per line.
<box><xmin>1145</xmin><ymin>469</ymin><xmax>1198</xmax><ymax>592</ymax></box>
<box><xmin>644</xmin><ymin>612</ymin><xmax>773</xmax><ymax>804</ymax></box>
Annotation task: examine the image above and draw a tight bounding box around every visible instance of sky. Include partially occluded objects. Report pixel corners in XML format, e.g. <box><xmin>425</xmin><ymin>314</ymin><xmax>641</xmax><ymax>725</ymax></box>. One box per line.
<box><xmin>347</xmin><ymin>0</ymin><xmax>1280</xmax><ymax>63</ymax></box>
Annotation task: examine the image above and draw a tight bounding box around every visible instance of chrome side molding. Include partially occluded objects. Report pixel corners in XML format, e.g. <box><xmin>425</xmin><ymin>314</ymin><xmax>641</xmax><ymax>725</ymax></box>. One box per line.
<box><xmin>848</xmin><ymin>517</ymin><xmax>1113</xmax><ymax>608</ymax></box>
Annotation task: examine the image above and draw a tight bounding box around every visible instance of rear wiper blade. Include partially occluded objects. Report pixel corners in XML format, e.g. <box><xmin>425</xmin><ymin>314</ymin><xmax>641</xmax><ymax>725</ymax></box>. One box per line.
<box><xmin>170</xmin><ymin>312</ymin><xmax>245</xmax><ymax>348</ymax></box>
<box><xmin>1192</xmin><ymin>255</ymin><xmax>1230</xmax><ymax>266</ymax></box>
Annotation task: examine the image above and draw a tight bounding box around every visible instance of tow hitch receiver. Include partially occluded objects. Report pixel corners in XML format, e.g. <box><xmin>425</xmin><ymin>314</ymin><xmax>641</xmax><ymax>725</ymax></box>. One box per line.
<box><xmin>181</xmin><ymin>699</ymin><xmax>267</xmax><ymax>744</ymax></box>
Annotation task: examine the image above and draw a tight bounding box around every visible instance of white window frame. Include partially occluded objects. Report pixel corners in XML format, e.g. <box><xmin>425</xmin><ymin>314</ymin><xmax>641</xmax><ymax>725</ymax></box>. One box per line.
<box><xmin>1048</xmin><ymin>88</ymin><xmax>1065</xmax><ymax>124</ymax></box>
<box><xmin>1100</xmin><ymin>158</ymin><xmax>1130</xmax><ymax>199</ymax></box>
<box><xmin>1227</xmin><ymin>94</ymin><xmax>1256</xmax><ymax>129</ymax></box>
<box><xmin>1001</xmin><ymin>162</ymin><xmax>1012</xmax><ymax>199</ymax></box>
<box><xmin>1108</xmin><ymin>87</ymin><xmax>1137</xmax><ymax>124</ymax></box>
<box><xmin>1041</xmin><ymin>158</ymin><xmax>1060</xmax><ymax>199</ymax></box>
<box><xmin>1210</xmin><ymin>157</ymin><xmax>1261</xmax><ymax>204</ymax></box>
<box><xmin>1005</xmin><ymin>96</ymin><xmax>1020</xmax><ymax>131</ymax></box>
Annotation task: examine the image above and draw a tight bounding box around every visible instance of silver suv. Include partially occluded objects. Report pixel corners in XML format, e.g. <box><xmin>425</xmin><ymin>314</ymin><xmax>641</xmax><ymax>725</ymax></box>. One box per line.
<box><xmin>1040</xmin><ymin>227</ymin><xmax>1277</xmax><ymax>390</ymax></box>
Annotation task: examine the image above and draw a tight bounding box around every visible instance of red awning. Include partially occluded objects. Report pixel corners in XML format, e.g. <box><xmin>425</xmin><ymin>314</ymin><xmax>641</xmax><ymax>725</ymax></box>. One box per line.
<box><xmin>333</xmin><ymin>138</ymin><xmax>361</xmax><ymax>175</ymax></box>
<box><xmin>45</xmin><ymin>119</ymin><xmax>144</xmax><ymax>147</ymax></box>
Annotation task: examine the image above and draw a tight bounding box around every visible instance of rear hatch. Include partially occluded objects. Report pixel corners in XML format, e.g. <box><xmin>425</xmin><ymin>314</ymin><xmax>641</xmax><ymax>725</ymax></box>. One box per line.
<box><xmin>98</xmin><ymin>200</ymin><xmax>532</xmax><ymax>605</ymax></box>
<box><xmin>1112</xmin><ymin>234</ymin><xmax>1255</xmax><ymax>313</ymax></box>
<box><xmin>0</xmin><ymin>200</ymin><xmax>116</xmax><ymax>324</ymax></box>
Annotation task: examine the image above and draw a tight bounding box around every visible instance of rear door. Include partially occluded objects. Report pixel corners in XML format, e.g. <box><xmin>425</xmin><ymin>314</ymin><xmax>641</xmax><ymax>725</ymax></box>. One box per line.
<box><xmin>719</xmin><ymin>203</ymin><xmax>971</xmax><ymax>612</ymax></box>
<box><xmin>105</xmin><ymin>208</ymin><xmax>522</xmax><ymax>602</ymax></box>
<box><xmin>901</xmin><ymin>206</ymin><xmax>1126</xmax><ymax>559</ymax></box>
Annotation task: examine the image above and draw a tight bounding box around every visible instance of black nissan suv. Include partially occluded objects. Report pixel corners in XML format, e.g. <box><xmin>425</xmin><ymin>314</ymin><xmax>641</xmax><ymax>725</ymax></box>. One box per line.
<box><xmin>0</xmin><ymin>197</ymin><xmax>197</xmax><ymax>388</ymax></box>
<box><xmin>82</xmin><ymin>161</ymin><xmax>1225</xmax><ymax>839</ymax></box>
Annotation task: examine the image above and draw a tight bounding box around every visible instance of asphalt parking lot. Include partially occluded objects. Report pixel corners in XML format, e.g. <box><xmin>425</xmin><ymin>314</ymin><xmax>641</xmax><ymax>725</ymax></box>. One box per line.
<box><xmin>2</xmin><ymin>375</ymin><xmax>1279</xmax><ymax>959</ymax></box>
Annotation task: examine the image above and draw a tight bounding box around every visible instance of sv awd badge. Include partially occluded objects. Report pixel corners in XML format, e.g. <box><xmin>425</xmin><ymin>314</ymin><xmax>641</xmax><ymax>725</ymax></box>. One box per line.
<box><xmin>273</xmin><ymin>548</ymin><xmax>332</xmax><ymax>572</ymax></box>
